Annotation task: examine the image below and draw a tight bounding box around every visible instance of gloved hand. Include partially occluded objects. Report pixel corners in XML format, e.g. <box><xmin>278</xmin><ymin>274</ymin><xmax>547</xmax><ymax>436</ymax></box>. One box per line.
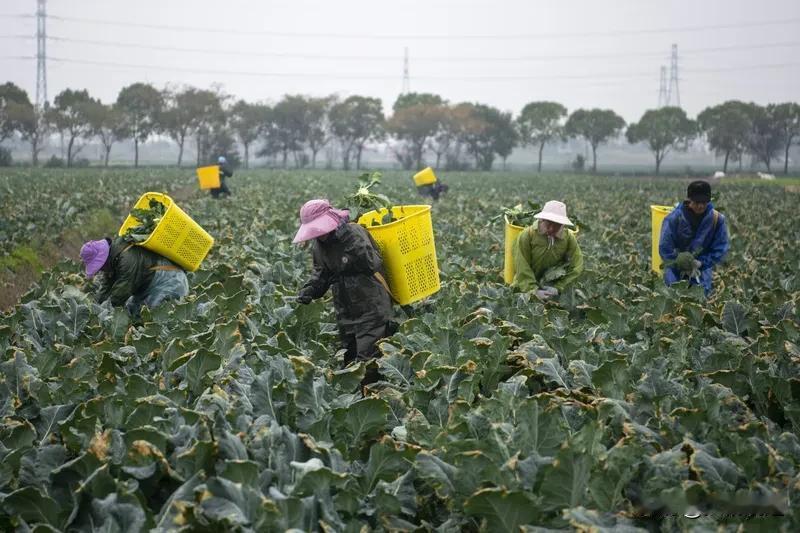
<box><xmin>296</xmin><ymin>293</ymin><xmax>312</xmax><ymax>305</ymax></box>
<box><xmin>535</xmin><ymin>289</ymin><xmax>552</xmax><ymax>300</ymax></box>
<box><xmin>541</xmin><ymin>286</ymin><xmax>559</xmax><ymax>297</ymax></box>
<box><xmin>689</xmin><ymin>259</ymin><xmax>703</xmax><ymax>282</ymax></box>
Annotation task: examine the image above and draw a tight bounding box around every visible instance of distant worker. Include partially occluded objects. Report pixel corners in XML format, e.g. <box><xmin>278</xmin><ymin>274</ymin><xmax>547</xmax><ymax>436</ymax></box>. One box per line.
<box><xmin>511</xmin><ymin>200</ymin><xmax>584</xmax><ymax>300</ymax></box>
<box><xmin>659</xmin><ymin>180</ymin><xmax>729</xmax><ymax>295</ymax></box>
<box><xmin>80</xmin><ymin>237</ymin><xmax>189</xmax><ymax>316</ymax></box>
<box><xmin>413</xmin><ymin>167</ymin><xmax>449</xmax><ymax>202</ymax></box>
<box><xmin>293</xmin><ymin>199</ymin><xmax>395</xmax><ymax>391</ymax></box>
<box><xmin>418</xmin><ymin>182</ymin><xmax>449</xmax><ymax>202</ymax></box>
<box><xmin>210</xmin><ymin>156</ymin><xmax>233</xmax><ymax>198</ymax></box>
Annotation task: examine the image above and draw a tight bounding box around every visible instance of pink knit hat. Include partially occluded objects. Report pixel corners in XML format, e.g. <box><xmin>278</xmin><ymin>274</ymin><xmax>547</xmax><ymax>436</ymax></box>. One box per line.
<box><xmin>292</xmin><ymin>199</ymin><xmax>350</xmax><ymax>244</ymax></box>
<box><xmin>80</xmin><ymin>239</ymin><xmax>111</xmax><ymax>278</ymax></box>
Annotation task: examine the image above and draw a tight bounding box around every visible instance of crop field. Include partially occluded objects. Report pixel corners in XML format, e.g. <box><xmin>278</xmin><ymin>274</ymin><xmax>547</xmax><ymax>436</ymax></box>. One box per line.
<box><xmin>0</xmin><ymin>169</ymin><xmax>799</xmax><ymax>531</ymax></box>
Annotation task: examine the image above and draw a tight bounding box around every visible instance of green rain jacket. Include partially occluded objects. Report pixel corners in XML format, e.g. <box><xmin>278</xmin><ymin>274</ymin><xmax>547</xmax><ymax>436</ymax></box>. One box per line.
<box><xmin>511</xmin><ymin>224</ymin><xmax>584</xmax><ymax>292</ymax></box>
<box><xmin>97</xmin><ymin>237</ymin><xmax>176</xmax><ymax>306</ymax></box>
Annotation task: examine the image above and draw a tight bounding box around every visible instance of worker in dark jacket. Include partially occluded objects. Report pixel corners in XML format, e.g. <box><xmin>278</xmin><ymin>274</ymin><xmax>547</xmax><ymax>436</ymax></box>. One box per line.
<box><xmin>294</xmin><ymin>199</ymin><xmax>394</xmax><ymax>389</ymax></box>
<box><xmin>80</xmin><ymin>237</ymin><xmax>189</xmax><ymax>315</ymax></box>
<box><xmin>417</xmin><ymin>182</ymin><xmax>449</xmax><ymax>202</ymax></box>
<box><xmin>413</xmin><ymin>167</ymin><xmax>449</xmax><ymax>202</ymax></box>
<box><xmin>659</xmin><ymin>180</ymin><xmax>729</xmax><ymax>295</ymax></box>
<box><xmin>210</xmin><ymin>156</ymin><xmax>233</xmax><ymax>198</ymax></box>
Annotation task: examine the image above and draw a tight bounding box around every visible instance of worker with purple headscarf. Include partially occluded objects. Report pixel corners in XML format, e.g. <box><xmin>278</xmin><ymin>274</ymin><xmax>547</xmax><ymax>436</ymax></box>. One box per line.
<box><xmin>293</xmin><ymin>199</ymin><xmax>395</xmax><ymax>390</ymax></box>
<box><xmin>79</xmin><ymin>237</ymin><xmax>189</xmax><ymax>316</ymax></box>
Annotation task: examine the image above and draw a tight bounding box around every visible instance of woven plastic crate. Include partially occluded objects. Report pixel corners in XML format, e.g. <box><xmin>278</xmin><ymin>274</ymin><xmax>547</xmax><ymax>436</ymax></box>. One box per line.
<box><xmin>503</xmin><ymin>217</ymin><xmax>580</xmax><ymax>285</ymax></box>
<box><xmin>196</xmin><ymin>165</ymin><xmax>221</xmax><ymax>189</ymax></box>
<box><xmin>118</xmin><ymin>192</ymin><xmax>214</xmax><ymax>272</ymax></box>
<box><xmin>357</xmin><ymin>205</ymin><xmax>440</xmax><ymax>305</ymax></box>
<box><xmin>650</xmin><ymin>205</ymin><xmax>674</xmax><ymax>273</ymax></box>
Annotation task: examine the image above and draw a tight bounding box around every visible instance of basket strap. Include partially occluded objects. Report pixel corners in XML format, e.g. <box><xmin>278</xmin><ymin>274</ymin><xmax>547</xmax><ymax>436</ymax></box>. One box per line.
<box><xmin>149</xmin><ymin>264</ymin><xmax>181</xmax><ymax>272</ymax></box>
<box><xmin>107</xmin><ymin>243</ymin><xmax>136</xmax><ymax>273</ymax></box>
<box><xmin>373</xmin><ymin>272</ymin><xmax>398</xmax><ymax>303</ymax></box>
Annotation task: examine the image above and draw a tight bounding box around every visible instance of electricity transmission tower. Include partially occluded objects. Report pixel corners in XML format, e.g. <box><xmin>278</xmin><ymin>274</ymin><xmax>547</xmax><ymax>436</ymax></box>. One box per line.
<box><xmin>667</xmin><ymin>43</ymin><xmax>680</xmax><ymax>108</ymax></box>
<box><xmin>36</xmin><ymin>0</ymin><xmax>48</xmax><ymax>108</ymax></box>
<box><xmin>658</xmin><ymin>66</ymin><xmax>667</xmax><ymax>108</ymax></box>
<box><xmin>402</xmin><ymin>47</ymin><xmax>410</xmax><ymax>94</ymax></box>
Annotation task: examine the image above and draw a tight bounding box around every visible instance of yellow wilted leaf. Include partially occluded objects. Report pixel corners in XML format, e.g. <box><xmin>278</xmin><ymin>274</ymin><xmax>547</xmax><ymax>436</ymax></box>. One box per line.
<box><xmin>88</xmin><ymin>429</ymin><xmax>112</xmax><ymax>461</ymax></box>
<box><xmin>289</xmin><ymin>355</ymin><xmax>315</xmax><ymax>379</ymax></box>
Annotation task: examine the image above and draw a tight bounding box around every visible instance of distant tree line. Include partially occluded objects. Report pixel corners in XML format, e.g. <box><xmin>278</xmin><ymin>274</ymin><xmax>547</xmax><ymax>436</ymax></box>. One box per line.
<box><xmin>0</xmin><ymin>81</ymin><xmax>798</xmax><ymax>174</ymax></box>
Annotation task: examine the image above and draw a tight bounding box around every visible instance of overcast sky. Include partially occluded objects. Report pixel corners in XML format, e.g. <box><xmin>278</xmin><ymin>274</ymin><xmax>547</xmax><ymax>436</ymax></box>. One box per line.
<box><xmin>2</xmin><ymin>0</ymin><xmax>798</xmax><ymax>122</ymax></box>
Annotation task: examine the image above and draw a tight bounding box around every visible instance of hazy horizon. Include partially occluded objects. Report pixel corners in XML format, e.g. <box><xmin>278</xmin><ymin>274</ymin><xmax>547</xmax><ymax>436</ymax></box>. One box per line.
<box><xmin>2</xmin><ymin>0</ymin><xmax>799</xmax><ymax>122</ymax></box>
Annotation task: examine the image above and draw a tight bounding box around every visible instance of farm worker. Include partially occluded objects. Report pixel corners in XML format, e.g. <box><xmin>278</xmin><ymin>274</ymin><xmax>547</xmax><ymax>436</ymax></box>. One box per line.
<box><xmin>511</xmin><ymin>200</ymin><xmax>584</xmax><ymax>300</ymax></box>
<box><xmin>413</xmin><ymin>167</ymin><xmax>449</xmax><ymax>202</ymax></box>
<box><xmin>293</xmin><ymin>199</ymin><xmax>395</xmax><ymax>390</ymax></box>
<box><xmin>210</xmin><ymin>156</ymin><xmax>233</xmax><ymax>199</ymax></box>
<box><xmin>417</xmin><ymin>182</ymin><xmax>449</xmax><ymax>202</ymax></box>
<box><xmin>659</xmin><ymin>180</ymin><xmax>729</xmax><ymax>295</ymax></box>
<box><xmin>80</xmin><ymin>238</ymin><xmax>189</xmax><ymax>316</ymax></box>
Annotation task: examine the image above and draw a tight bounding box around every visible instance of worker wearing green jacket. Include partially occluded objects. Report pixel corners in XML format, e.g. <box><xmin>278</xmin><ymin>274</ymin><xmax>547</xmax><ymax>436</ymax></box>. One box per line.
<box><xmin>80</xmin><ymin>237</ymin><xmax>189</xmax><ymax>316</ymax></box>
<box><xmin>511</xmin><ymin>200</ymin><xmax>584</xmax><ymax>300</ymax></box>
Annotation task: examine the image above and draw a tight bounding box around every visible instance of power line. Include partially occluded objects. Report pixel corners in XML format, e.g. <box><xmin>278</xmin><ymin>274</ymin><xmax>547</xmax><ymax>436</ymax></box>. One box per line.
<box><xmin>42</xmin><ymin>13</ymin><xmax>800</xmax><ymax>40</ymax></box>
<box><xmin>4</xmin><ymin>52</ymin><xmax>797</xmax><ymax>79</ymax></box>
<box><xmin>683</xmin><ymin>63</ymin><xmax>800</xmax><ymax>74</ymax></box>
<box><xmin>4</xmin><ymin>33</ymin><xmax>796</xmax><ymax>63</ymax></box>
<box><xmin>40</xmin><ymin>55</ymin><xmax>799</xmax><ymax>81</ymax></box>
<box><xmin>44</xmin><ymin>56</ymin><xmax>657</xmax><ymax>80</ymax></box>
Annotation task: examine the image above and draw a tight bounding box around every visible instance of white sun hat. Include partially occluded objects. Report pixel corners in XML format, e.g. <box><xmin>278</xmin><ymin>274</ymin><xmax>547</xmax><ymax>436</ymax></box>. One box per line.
<box><xmin>533</xmin><ymin>200</ymin><xmax>574</xmax><ymax>227</ymax></box>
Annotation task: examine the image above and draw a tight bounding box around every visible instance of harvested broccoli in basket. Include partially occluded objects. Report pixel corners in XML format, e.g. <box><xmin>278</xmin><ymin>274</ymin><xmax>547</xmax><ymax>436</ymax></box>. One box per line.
<box><xmin>493</xmin><ymin>201</ymin><xmax>589</xmax><ymax>231</ymax></box>
<box><xmin>122</xmin><ymin>198</ymin><xmax>167</xmax><ymax>243</ymax></box>
<box><xmin>344</xmin><ymin>171</ymin><xmax>396</xmax><ymax>224</ymax></box>
<box><xmin>496</xmin><ymin>202</ymin><xmax>542</xmax><ymax>227</ymax></box>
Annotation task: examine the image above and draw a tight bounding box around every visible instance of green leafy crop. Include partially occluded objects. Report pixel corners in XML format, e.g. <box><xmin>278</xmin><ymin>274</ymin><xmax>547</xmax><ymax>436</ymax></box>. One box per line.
<box><xmin>0</xmin><ymin>169</ymin><xmax>797</xmax><ymax>531</ymax></box>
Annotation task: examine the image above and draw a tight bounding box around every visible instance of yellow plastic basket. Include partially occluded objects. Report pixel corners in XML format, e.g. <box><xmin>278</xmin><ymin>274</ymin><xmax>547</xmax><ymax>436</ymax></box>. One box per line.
<box><xmin>357</xmin><ymin>205</ymin><xmax>440</xmax><ymax>305</ymax></box>
<box><xmin>503</xmin><ymin>217</ymin><xmax>580</xmax><ymax>285</ymax></box>
<box><xmin>503</xmin><ymin>217</ymin><xmax>525</xmax><ymax>284</ymax></box>
<box><xmin>118</xmin><ymin>192</ymin><xmax>214</xmax><ymax>272</ymax></box>
<box><xmin>412</xmin><ymin>167</ymin><xmax>437</xmax><ymax>187</ymax></box>
<box><xmin>650</xmin><ymin>205</ymin><xmax>674</xmax><ymax>274</ymax></box>
<box><xmin>196</xmin><ymin>165</ymin><xmax>221</xmax><ymax>189</ymax></box>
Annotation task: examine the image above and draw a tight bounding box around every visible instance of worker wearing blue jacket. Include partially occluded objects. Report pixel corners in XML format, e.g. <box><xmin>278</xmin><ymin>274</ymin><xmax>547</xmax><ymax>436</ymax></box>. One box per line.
<box><xmin>659</xmin><ymin>181</ymin><xmax>729</xmax><ymax>295</ymax></box>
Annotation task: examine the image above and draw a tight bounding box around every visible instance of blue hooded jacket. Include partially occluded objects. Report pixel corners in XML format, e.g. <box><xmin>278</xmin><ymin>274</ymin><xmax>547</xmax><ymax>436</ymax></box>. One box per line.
<box><xmin>659</xmin><ymin>201</ymin><xmax>729</xmax><ymax>294</ymax></box>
